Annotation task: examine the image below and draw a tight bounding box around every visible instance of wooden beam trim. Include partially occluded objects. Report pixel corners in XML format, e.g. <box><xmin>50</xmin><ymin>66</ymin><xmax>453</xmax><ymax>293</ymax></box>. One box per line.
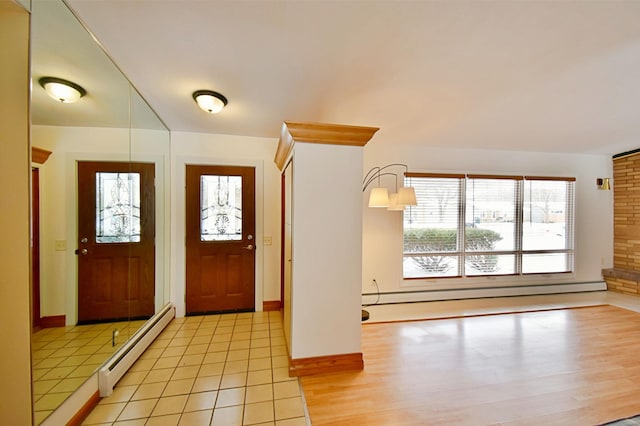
<box><xmin>40</xmin><ymin>315</ymin><xmax>66</xmax><ymax>328</ymax></box>
<box><xmin>275</xmin><ymin>121</ymin><xmax>379</xmax><ymax>170</ymax></box>
<box><xmin>65</xmin><ymin>390</ymin><xmax>100</xmax><ymax>426</ymax></box>
<box><xmin>263</xmin><ymin>300</ymin><xmax>281</xmax><ymax>311</ymax></box>
<box><xmin>467</xmin><ymin>174</ymin><xmax>524</xmax><ymax>180</ymax></box>
<box><xmin>406</xmin><ymin>172</ymin><xmax>465</xmax><ymax>179</ymax></box>
<box><xmin>32</xmin><ymin>147</ymin><xmax>52</xmax><ymax>164</ymax></box>
<box><xmin>524</xmin><ymin>176</ymin><xmax>576</xmax><ymax>182</ymax></box>
<box><xmin>289</xmin><ymin>352</ymin><xmax>364</xmax><ymax>377</ymax></box>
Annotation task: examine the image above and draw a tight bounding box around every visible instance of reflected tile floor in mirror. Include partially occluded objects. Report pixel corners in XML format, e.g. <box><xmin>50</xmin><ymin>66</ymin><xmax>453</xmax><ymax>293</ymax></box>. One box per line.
<box><xmin>81</xmin><ymin>311</ymin><xmax>310</xmax><ymax>426</ymax></box>
<box><xmin>32</xmin><ymin>320</ymin><xmax>147</xmax><ymax>424</ymax></box>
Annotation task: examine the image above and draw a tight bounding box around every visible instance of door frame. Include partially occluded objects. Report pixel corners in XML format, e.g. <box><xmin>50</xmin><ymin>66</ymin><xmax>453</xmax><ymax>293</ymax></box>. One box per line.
<box><xmin>174</xmin><ymin>156</ymin><xmax>266</xmax><ymax>318</ymax></box>
<box><xmin>32</xmin><ymin>167</ymin><xmax>41</xmax><ymax>330</ymax></box>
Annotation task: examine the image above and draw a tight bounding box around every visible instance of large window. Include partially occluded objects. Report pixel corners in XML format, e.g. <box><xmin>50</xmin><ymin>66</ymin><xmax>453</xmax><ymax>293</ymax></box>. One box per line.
<box><xmin>403</xmin><ymin>173</ymin><xmax>575</xmax><ymax>279</ymax></box>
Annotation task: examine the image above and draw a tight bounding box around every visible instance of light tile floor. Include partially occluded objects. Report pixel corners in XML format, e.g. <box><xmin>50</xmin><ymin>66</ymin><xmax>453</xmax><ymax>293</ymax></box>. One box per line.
<box><xmin>81</xmin><ymin>311</ymin><xmax>309</xmax><ymax>426</ymax></box>
<box><xmin>33</xmin><ymin>320</ymin><xmax>147</xmax><ymax>424</ymax></box>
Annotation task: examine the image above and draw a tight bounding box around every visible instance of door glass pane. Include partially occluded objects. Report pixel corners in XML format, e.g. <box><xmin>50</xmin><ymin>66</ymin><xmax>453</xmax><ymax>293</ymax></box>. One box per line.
<box><xmin>96</xmin><ymin>172</ymin><xmax>141</xmax><ymax>243</ymax></box>
<box><xmin>201</xmin><ymin>175</ymin><xmax>242</xmax><ymax>241</ymax></box>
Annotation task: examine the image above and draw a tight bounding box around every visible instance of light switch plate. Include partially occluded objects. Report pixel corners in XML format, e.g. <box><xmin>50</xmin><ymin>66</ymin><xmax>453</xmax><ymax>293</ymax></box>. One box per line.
<box><xmin>263</xmin><ymin>236</ymin><xmax>272</xmax><ymax>245</ymax></box>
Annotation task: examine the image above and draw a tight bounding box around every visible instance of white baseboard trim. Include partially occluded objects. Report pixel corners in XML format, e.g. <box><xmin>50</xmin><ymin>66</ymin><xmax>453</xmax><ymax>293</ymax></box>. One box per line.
<box><xmin>99</xmin><ymin>303</ymin><xmax>175</xmax><ymax>396</ymax></box>
<box><xmin>362</xmin><ymin>282</ymin><xmax>606</xmax><ymax>305</ymax></box>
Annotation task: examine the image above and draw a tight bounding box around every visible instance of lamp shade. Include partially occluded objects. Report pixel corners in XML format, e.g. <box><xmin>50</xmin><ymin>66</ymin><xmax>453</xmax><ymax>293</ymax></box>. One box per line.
<box><xmin>39</xmin><ymin>77</ymin><xmax>86</xmax><ymax>103</ymax></box>
<box><xmin>397</xmin><ymin>186</ymin><xmax>417</xmax><ymax>206</ymax></box>
<box><xmin>368</xmin><ymin>187</ymin><xmax>389</xmax><ymax>208</ymax></box>
<box><xmin>193</xmin><ymin>90</ymin><xmax>228</xmax><ymax>114</ymax></box>
<box><xmin>387</xmin><ymin>193</ymin><xmax>404</xmax><ymax>211</ymax></box>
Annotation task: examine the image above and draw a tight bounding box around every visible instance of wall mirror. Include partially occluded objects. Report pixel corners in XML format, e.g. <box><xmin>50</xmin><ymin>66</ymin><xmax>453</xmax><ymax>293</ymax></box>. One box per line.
<box><xmin>30</xmin><ymin>0</ymin><xmax>170</xmax><ymax>423</ymax></box>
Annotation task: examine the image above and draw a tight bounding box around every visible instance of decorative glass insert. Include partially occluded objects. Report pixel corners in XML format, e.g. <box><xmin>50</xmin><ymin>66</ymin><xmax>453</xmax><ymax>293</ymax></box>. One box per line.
<box><xmin>96</xmin><ymin>172</ymin><xmax>141</xmax><ymax>243</ymax></box>
<box><xmin>201</xmin><ymin>175</ymin><xmax>242</xmax><ymax>241</ymax></box>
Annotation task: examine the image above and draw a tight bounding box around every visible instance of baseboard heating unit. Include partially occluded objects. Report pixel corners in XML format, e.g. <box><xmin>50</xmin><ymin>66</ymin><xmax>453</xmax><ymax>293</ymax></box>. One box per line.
<box><xmin>362</xmin><ymin>282</ymin><xmax>607</xmax><ymax>306</ymax></box>
<box><xmin>98</xmin><ymin>303</ymin><xmax>175</xmax><ymax>397</ymax></box>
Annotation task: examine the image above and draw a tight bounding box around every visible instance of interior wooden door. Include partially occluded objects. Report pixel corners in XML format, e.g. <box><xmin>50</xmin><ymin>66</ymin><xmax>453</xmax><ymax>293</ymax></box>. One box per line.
<box><xmin>77</xmin><ymin>161</ymin><xmax>155</xmax><ymax>323</ymax></box>
<box><xmin>185</xmin><ymin>165</ymin><xmax>256</xmax><ymax>314</ymax></box>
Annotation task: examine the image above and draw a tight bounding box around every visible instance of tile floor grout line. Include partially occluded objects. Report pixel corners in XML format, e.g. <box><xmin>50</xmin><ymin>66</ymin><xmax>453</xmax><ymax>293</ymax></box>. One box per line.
<box><xmin>79</xmin><ymin>311</ymin><xmax>306</xmax><ymax>425</ymax></box>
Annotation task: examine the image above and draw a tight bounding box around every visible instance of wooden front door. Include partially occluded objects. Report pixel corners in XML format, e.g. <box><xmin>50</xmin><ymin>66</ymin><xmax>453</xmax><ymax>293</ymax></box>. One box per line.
<box><xmin>186</xmin><ymin>165</ymin><xmax>256</xmax><ymax>314</ymax></box>
<box><xmin>77</xmin><ymin>161</ymin><xmax>155</xmax><ymax>323</ymax></box>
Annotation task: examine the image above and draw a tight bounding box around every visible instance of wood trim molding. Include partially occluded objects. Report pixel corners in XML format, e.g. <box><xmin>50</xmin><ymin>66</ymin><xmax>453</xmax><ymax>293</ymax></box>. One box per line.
<box><xmin>406</xmin><ymin>172</ymin><xmax>466</xmax><ymax>179</ymax></box>
<box><xmin>524</xmin><ymin>176</ymin><xmax>576</xmax><ymax>182</ymax></box>
<box><xmin>467</xmin><ymin>174</ymin><xmax>524</xmax><ymax>180</ymax></box>
<box><xmin>32</xmin><ymin>147</ymin><xmax>52</xmax><ymax>164</ymax></box>
<box><xmin>289</xmin><ymin>352</ymin><xmax>364</xmax><ymax>377</ymax></box>
<box><xmin>65</xmin><ymin>390</ymin><xmax>100</xmax><ymax>426</ymax></box>
<box><xmin>274</xmin><ymin>121</ymin><xmax>379</xmax><ymax>171</ymax></box>
<box><xmin>263</xmin><ymin>300</ymin><xmax>281</xmax><ymax>311</ymax></box>
<box><xmin>40</xmin><ymin>315</ymin><xmax>65</xmax><ymax>328</ymax></box>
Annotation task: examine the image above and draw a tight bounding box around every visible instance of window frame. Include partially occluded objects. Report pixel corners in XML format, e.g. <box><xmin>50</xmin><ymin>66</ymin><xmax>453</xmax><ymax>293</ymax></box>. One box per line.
<box><xmin>403</xmin><ymin>172</ymin><xmax>576</xmax><ymax>280</ymax></box>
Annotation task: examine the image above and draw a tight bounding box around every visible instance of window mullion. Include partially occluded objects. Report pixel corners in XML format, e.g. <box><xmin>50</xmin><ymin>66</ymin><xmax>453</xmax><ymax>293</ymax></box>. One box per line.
<box><xmin>459</xmin><ymin>178</ymin><xmax>467</xmax><ymax>277</ymax></box>
<box><xmin>515</xmin><ymin>179</ymin><xmax>523</xmax><ymax>274</ymax></box>
<box><xmin>565</xmin><ymin>182</ymin><xmax>575</xmax><ymax>271</ymax></box>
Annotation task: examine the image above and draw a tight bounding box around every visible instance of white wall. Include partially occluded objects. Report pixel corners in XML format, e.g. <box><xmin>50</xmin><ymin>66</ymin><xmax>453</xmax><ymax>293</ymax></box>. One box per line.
<box><xmin>290</xmin><ymin>143</ymin><xmax>363</xmax><ymax>359</ymax></box>
<box><xmin>362</xmin><ymin>144</ymin><xmax>613</xmax><ymax>300</ymax></box>
<box><xmin>170</xmin><ymin>131</ymin><xmax>281</xmax><ymax>317</ymax></box>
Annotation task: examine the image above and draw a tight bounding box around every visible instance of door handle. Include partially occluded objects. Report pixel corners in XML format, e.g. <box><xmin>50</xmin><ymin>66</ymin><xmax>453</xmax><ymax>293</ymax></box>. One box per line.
<box><xmin>242</xmin><ymin>244</ymin><xmax>254</xmax><ymax>251</ymax></box>
<box><xmin>74</xmin><ymin>248</ymin><xmax>88</xmax><ymax>255</ymax></box>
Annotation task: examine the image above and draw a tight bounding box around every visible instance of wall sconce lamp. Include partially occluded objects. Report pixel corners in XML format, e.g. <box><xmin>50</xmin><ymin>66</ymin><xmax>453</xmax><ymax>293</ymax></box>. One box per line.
<box><xmin>193</xmin><ymin>90</ymin><xmax>228</xmax><ymax>114</ymax></box>
<box><xmin>596</xmin><ymin>178</ymin><xmax>611</xmax><ymax>190</ymax></box>
<box><xmin>39</xmin><ymin>77</ymin><xmax>86</xmax><ymax>103</ymax></box>
<box><xmin>363</xmin><ymin>163</ymin><xmax>417</xmax><ymax>211</ymax></box>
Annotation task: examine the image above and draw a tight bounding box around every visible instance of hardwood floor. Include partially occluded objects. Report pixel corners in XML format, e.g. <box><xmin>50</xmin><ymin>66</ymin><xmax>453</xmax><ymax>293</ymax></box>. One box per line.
<box><xmin>301</xmin><ymin>305</ymin><xmax>640</xmax><ymax>425</ymax></box>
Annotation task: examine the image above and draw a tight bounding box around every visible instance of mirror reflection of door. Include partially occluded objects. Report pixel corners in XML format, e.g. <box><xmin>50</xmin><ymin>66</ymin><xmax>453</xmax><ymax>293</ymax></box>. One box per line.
<box><xmin>77</xmin><ymin>161</ymin><xmax>155</xmax><ymax>324</ymax></box>
<box><xmin>32</xmin><ymin>167</ymin><xmax>42</xmax><ymax>331</ymax></box>
<box><xmin>185</xmin><ymin>165</ymin><xmax>256</xmax><ymax>314</ymax></box>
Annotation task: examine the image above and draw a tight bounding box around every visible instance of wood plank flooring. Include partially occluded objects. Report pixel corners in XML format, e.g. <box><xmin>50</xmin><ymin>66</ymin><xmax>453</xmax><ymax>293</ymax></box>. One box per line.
<box><xmin>301</xmin><ymin>305</ymin><xmax>640</xmax><ymax>425</ymax></box>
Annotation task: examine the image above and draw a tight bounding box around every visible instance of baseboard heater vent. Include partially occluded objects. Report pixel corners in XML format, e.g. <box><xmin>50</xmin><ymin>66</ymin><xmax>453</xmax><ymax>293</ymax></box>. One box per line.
<box><xmin>98</xmin><ymin>303</ymin><xmax>175</xmax><ymax>397</ymax></box>
<box><xmin>362</xmin><ymin>281</ymin><xmax>607</xmax><ymax>305</ymax></box>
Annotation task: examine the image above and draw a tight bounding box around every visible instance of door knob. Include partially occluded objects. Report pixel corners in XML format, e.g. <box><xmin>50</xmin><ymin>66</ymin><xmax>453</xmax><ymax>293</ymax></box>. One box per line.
<box><xmin>242</xmin><ymin>244</ymin><xmax>254</xmax><ymax>250</ymax></box>
<box><xmin>74</xmin><ymin>248</ymin><xmax>88</xmax><ymax>255</ymax></box>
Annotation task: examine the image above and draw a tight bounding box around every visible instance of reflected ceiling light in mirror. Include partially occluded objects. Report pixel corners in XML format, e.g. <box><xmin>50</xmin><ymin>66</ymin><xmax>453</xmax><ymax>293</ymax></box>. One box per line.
<box><xmin>39</xmin><ymin>77</ymin><xmax>86</xmax><ymax>103</ymax></box>
<box><xmin>193</xmin><ymin>90</ymin><xmax>228</xmax><ymax>114</ymax></box>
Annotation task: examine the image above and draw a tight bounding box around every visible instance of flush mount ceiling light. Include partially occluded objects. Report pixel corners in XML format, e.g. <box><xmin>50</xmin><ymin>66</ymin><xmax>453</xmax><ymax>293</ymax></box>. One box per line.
<box><xmin>39</xmin><ymin>77</ymin><xmax>86</xmax><ymax>103</ymax></box>
<box><xmin>192</xmin><ymin>90</ymin><xmax>228</xmax><ymax>114</ymax></box>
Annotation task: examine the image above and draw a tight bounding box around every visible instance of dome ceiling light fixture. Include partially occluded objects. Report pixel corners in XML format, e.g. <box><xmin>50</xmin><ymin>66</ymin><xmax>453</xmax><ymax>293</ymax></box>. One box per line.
<box><xmin>39</xmin><ymin>77</ymin><xmax>87</xmax><ymax>103</ymax></box>
<box><xmin>192</xmin><ymin>90</ymin><xmax>228</xmax><ymax>114</ymax></box>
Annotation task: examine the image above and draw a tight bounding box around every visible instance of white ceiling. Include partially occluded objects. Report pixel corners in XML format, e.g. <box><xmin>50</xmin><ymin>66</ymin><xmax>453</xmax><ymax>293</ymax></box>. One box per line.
<box><xmin>60</xmin><ymin>0</ymin><xmax>640</xmax><ymax>156</ymax></box>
